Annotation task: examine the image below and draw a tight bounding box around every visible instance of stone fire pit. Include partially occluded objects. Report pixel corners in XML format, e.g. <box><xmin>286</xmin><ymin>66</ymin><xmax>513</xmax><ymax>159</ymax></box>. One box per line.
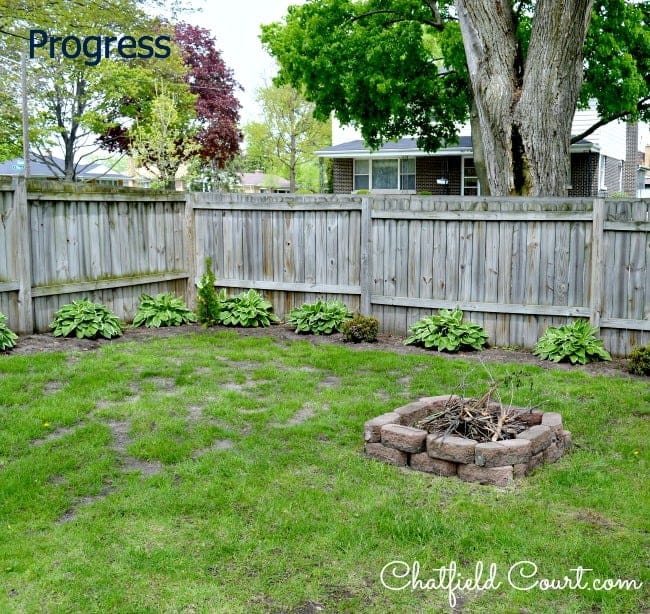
<box><xmin>363</xmin><ymin>395</ymin><xmax>571</xmax><ymax>487</ymax></box>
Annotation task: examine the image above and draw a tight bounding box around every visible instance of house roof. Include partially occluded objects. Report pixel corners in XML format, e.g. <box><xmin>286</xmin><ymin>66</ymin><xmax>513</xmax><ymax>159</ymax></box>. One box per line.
<box><xmin>240</xmin><ymin>172</ymin><xmax>290</xmax><ymax>188</ymax></box>
<box><xmin>0</xmin><ymin>157</ymin><xmax>130</xmax><ymax>180</ymax></box>
<box><xmin>316</xmin><ymin>136</ymin><xmax>598</xmax><ymax>158</ymax></box>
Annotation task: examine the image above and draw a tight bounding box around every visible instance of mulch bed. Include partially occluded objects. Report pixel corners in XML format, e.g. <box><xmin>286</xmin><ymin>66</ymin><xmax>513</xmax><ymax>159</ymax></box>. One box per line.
<box><xmin>3</xmin><ymin>322</ymin><xmax>640</xmax><ymax>379</ymax></box>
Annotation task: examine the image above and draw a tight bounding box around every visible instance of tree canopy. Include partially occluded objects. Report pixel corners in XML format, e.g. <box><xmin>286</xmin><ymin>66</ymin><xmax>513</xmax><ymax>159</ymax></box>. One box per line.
<box><xmin>0</xmin><ymin>3</ymin><xmax>241</xmax><ymax>180</ymax></box>
<box><xmin>261</xmin><ymin>0</ymin><xmax>649</xmax><ymax>196</ymax></box>
<box><xmin>243</xmin><ymin>84</ymin><xmax>330</xmax><ymax>192</ymax></box>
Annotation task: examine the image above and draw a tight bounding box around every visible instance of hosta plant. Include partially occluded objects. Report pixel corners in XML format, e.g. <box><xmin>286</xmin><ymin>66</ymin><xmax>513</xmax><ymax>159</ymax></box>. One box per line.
<box><xmin>533</xmin><ymin>320</ymin><xmax>611</xmax><ymax>364</ymax></box>
<box><xmin>287</xmin><ymin>300</ymin><xmax>352</xmax><ymax>335</ymax></box>
<box><xmin>132</xmin><ymin>293</ymin><xmax>196</xmax><ymax>328</ymax></box>
<box><xmin>219</xmin><ymin>289</ymin><xmax>279</xmax><ymax>327</ymax></box>
<box><xmin>405</xmin><ymin>308</ymin><xmax>488</xmax><ymax>352</ymax></box>
<box><xmin>341</xmin><ymin>313</ymin><xmax>379</xmax><ymax>342</ymax></box>
<box><xmin>50</xmin><ymin>299</ymin><xmax>124</xmax><ymax>340</ymax></box>
<box><xmin>628</xmin><ymin>344</ymin><xmax>650</xmax><ymax>376</ymax></box>
<box><xmin>0</xmin><ymin>312</ymin><xmax>17</xmax><ymax>351</ymax></box>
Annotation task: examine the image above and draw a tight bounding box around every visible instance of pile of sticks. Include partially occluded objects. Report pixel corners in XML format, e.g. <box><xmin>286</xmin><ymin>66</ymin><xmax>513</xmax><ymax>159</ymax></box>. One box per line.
<box><xmin>415</xmin><ymin>386</ymin><xmax>534</xmax><ymax>443</ymax></box>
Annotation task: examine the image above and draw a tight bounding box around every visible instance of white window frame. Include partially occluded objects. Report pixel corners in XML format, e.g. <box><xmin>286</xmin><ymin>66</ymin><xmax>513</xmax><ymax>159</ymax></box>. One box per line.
<box><xmin>352</xmin><ymin>157</ymin><xmax>416</xmax><ymax>193</ymax></box>
<box><xmin>461</xmin><ymin>156</ymin><xmax>480</xmax><ymax>196</ymax></box>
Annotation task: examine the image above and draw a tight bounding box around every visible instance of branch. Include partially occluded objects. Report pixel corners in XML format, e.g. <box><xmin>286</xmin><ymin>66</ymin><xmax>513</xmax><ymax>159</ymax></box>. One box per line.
<box><xmin>348</xmin><ymin>8</ymin><xmax>444</xmax><ymax>30</ymax></box>
<box><xmin>571</xmin><ymin>98</ymin><xmax>650</xmax><ymax>143</ymax></box>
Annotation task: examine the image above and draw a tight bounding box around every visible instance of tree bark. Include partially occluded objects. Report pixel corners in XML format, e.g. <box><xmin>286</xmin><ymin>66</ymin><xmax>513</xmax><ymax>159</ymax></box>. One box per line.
<box><xmin>456</xmin><ymin>0</ymin><xmax>594</xmax><ymax>196</ymax></box>
<box><xmin>513</xmin><ymin>0</ymin><xmax>593</xmax><ymax>196</ymax></box>
<box><xmin>456</xmin><ymin>0</ymin><xmax>518</xmax><ymax>195</ymax></box>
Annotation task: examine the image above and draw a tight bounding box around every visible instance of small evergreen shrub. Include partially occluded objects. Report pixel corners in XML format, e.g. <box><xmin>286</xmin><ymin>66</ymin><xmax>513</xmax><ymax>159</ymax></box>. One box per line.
<box><xmin>50</xmin><ymin>299</ymin><xmax>124</xmax><ymax>339</ymax></box>
<box><xmin>219</xmin><ymin>289</ymin><xmax>279</xmax><ymax>327</ymax></box>
<box><xmin>132</xmin><ymin>293</ymin><xmax>196</xmax><ymax>328</ymax></box>
<box><xmin>196</xmin><ymin>258</ymin><xmax>221</xmax><ymax>326</ymax></box>
<box><xmin>0</xmin><ymin>312</ymin><xmax>18</xmax><ymax>351</ymax></box>
<box><xmin>341</xmin><ymin>313</ymin><xmax>379</xmax><ymax>343</ymax></box>
<box><xmin>405</xmin><ymin>309</ymin><xmax>488</xmax><ymax>352</ymax></box>
<box><xmin>533</xmin><ymin>320</ymin><xmax>611</xmax><ymax>364</ymax></box>
<box><xmin>287</xmin><ymin>300</ymin><xmax>352</xmax><ymax>335</ymax></box>
<box><xmin>628</xmin><ymin>344</ymin><xmax>650</xmax><ymax>376</ymax></box>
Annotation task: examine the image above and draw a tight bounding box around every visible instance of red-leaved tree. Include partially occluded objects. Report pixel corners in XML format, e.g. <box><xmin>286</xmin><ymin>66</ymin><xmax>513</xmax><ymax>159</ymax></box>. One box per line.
<box><xmin>174</xmin><ymin>22</ymin><xmax>242</xmax><ymax>167</ymax></box>
<box><xmin>99</xmin><ymin>22</ymin><xmax>241</xmax><ymax>171</ymax></box>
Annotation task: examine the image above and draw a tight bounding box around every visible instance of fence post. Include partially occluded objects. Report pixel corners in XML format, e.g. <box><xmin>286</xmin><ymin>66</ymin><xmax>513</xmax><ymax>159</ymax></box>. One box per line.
<box><xmin>12</xmin><ymin>177</ymin><xmax>33</xmax><ymax>334</ymax></box>
<box><xmin>589</xmin><ymin>198</ymin><xmax>605</xmax><ymax>329</ymax></box>
<box><xmin>359</xmin><ymin>195</ymin><xmax>373</xmax><ymax>315</ymax></box>
<box><xmin>184</xmin><ymin>192</ymin><xmax>197</xmax><ymax>310</ymax></box>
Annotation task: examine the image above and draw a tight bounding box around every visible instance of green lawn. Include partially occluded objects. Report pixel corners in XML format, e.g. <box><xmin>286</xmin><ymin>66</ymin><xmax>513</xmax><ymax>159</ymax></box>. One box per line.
<box><xmin>0</xmin><ymin>330</ymin><xmax>648</xmax><ymax>613</ymax></box>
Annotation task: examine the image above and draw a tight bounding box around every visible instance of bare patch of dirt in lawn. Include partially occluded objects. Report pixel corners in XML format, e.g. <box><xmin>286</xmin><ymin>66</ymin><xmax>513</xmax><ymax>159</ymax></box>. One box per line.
<box><xmin>192</xmin><ymin>438</ymin><xmax>235</xmax><ymax>459</ymax></box>
<box><xmin>57</xmin><ymin>485</ymin><xmax>114</xmax><ymax>524</ymax></box>
<box><xmin>43</xmin><ymin>381</ymin><xmax>64</xmax><ymax>395</ymax></box>
<box><xmin>106</xmin><ymin>420</ymin><xmax>163</xmax><ymax>475</ymax></box>
<box><xmin>30</xmin><ymin>424</ymin><xmax>80</xmax><ymax>446</ymax></box>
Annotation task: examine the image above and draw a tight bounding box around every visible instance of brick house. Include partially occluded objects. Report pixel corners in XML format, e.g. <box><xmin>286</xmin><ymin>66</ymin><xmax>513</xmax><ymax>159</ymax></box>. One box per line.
<box><xmin>317</xmin><ymin>110</ymin><xmax>650</xmax><ymax>197</ymax></box>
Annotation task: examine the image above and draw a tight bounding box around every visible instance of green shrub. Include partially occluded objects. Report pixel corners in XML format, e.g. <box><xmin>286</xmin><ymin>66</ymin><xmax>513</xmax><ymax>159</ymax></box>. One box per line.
<box><xmin>417</xmin><ymin>190</ymin><xmax>433</xmax><ymax>196</ymax></box>
<box><xmin>341</xmin><ymin>313</ymin><xmax>379</xmax><ymax>342</ymax></box>
<box><xmin>0</xmin><ymin>312</ymin><xmax>17</xmax><ymax>351</ymax></box>
<box><xmin>132</xmin><ymin>293</ymin><xmax>196</xmax><ymax>328</ymax></box>
<box><xmin>405</xmin><ymin>308</ymin><xmax>488</xmax><ymax>352</ymax></box>
<box><xmin>219</xmin><ymin>289</ymin><xmax>279</xmax><ymax>328</ymax></box>
<box><xmin>196</xmin><ymin>258</ymin><xmax>221</xmax><ymax>327</ymax></box>
<box><xmin>50</xmin><ymin>299</ymin><xmax>124</xmax><ymax>340</ymax></box>
<box><xmin>287</xmin><ymin>300</ymin><xmax>352</xmax><ymax>335</ymax></box>
<box><xmin>533</xmin><ymin>320</ymin><xmax>611</xmax><ymax>364</ymax></box>
<box><xmin>355</xmin><ymin>189</ymin><xmax>370</xmax><ymax>195</ymax></box>
<box><xmin>628</xmin><ymin>344</ymin><xmax>650</xmax><ymax>376</ymax></box>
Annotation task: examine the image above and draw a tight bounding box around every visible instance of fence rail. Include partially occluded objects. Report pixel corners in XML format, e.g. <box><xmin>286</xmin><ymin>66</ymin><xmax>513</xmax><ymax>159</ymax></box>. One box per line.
<box><xmin>1</xmin><ymin>178</ymin><xmax>648</xmax><ymax>355</ymax></box>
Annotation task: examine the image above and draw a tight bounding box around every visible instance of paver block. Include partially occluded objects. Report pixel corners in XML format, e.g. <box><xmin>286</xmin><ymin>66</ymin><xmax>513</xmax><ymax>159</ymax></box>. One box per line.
<box><xmin>427</xmin><ymin>434</ymin><xmax>476</xmax><ymax>464</ymax></box>
<box><xmin>364</xmin><ymin>443</ymin><xmax>408</xmax><ymax>466</ymax></box>
<box><xmin>541</xmin><ymin>412</ymin><xmax>563</xmax><ymax>434</ymax></box>
<box><xmin>475</xmin><ymin>439</ymin><xmax>532</xmax><ymax>467</ymax></box>
<box><xmin>516</xmin><ymin>425</ymin><xmax>555</xmax><ymax>454</ymax></box>
<box><xmin>457</xmin><ymin>464</ymin><xmax>514</xmax><ymax>487</ymax></box>
<box><xmin>543</xmin><ymin>442</ymin><xmax>564</xmax><ymax>463</ymax></box>
<box><xmin>363</xmin><ymin>412</ymin><xmax>401</xmax><ymax>443</ymax></box>
<box><xmin>409</xmin><ymin>452</ymin><xmax>457</xmax><ymax>476</ymax></box>
<box><xmin>381</xmin><ymin>424</ymin><xmax>427</xmax><ymax>453</ymax></box>
<box><xmin>395</xmin><ymin>400</ymin><xmax>434</xmax><ymax>425</ymax></box>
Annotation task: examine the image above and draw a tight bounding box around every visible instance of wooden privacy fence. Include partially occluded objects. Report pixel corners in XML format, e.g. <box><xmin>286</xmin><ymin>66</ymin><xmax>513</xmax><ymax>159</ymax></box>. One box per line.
<box><xmin>0</xmin><ymin>179</ymin><xmax>188</xmax><ymax>334</ymax></box>
<box><xmin>1</xmin><ymin>178</ymin><xmax>648</xmax><ymax>355</ymax></box>
<box><xmin>189</xmin><ymin>192</ymin><xmax>649</xmax><ymax>356</ymax></box>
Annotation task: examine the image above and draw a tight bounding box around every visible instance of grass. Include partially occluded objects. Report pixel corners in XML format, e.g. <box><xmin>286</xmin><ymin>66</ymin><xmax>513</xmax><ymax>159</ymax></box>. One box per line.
<box><xmin>0</xmin><ymin>330</ymin><xmax>648</xmax><ymax>613</ymax></box>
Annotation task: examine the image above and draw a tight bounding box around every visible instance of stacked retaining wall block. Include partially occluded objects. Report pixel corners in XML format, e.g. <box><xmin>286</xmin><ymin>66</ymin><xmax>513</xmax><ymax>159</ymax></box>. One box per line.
<box><xmin>364</xmin><ymin>396</ymin><xmax>571</xmax><ymax>487</ymax></box>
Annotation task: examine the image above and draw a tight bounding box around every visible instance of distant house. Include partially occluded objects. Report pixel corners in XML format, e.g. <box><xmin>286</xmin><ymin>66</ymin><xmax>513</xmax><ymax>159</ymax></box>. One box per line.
<box><xmin>240</xmin><ymin>171</ymin><xmax>290</xmax><ymax>194</ymax></box>
<box><xmin>317</xmin><ymin>111</ymin><xmax>650</xmax><ymax>197</ymax></box>
<box><xmin>0</xmin><ymin>156</ymin><xmax>131</xmax><ymax>186</ymax></box>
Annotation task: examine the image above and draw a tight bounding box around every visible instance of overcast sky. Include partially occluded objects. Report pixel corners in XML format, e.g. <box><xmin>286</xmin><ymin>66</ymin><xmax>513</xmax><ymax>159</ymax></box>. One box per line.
<box><xmin>182</xmin><ymin>0</ymin><xmax>305</xmax><ymax>124</ymax></box>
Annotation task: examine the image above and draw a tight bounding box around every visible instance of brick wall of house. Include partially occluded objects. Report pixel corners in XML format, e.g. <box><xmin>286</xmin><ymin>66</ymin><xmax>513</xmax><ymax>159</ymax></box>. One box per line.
<box><xmin>569</xmin><ymin>153</ymin><xmax>599</xmax><ymax>197</ymax></box>
<box><xmin>416</xmin><ymin>157</ymin><xmax>462</xmax><ymax>194</ymax></box>
<box><xmin>332</xmin><ymin>159</ymin><xmax>353</xmax><ymax>193</ymax></box>
<box><xmin>603</xmin><ymin>155</ymin><xmax>623</xmax><ymax>195</ymax></box>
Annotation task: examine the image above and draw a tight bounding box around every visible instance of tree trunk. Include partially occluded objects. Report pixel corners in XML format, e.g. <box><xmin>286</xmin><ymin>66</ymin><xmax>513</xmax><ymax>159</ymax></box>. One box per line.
<box><xmin>456</xmin><ymin>0</ymin><xmax>518</xmax><ymax>195</ymax></box>
<box><xmin>513</xmin><ymin>0</ymin><xmax>593</xmax><ymax>196</ymax></box>
<box><xmin>456</xmin><ymin>0</ymin><xmax>593</xmax><ymax>197</ymax></box>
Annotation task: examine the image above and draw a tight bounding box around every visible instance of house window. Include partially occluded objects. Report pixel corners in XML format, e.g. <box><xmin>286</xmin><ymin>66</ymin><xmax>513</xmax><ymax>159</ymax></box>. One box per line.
<box><xmin>353</xmin><ymin>158</ymin><xmax>416</xmax><ymax>191</ymax></box>
<box><xmin>462</xmin><ymin>157</ymin><xmax>480</xmax><ymax>195</ymax></box>
<box><xmin>354</xmin><ymin>159</ymin><xmax>369</xmax><ymax>190</ymax></box>
<box><xmin>400</xmin><ymin>158</ymin><xmax>416</xmax><ymax>190</ymax></box>
<box><xmin>372</xmin><ymin>159</ymin><xmax>398</xmax><ymax>189</ymax></box>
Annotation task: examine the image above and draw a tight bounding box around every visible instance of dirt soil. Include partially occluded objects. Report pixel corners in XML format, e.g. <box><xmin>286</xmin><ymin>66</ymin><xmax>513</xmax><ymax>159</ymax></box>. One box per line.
<box><xmin>5</xmin><ymin>323</ymin><xmax>642</xmax><ymax>380</ymax></box>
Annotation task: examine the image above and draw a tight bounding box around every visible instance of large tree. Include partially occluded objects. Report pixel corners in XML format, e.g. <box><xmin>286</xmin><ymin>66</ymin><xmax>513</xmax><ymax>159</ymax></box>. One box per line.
<box><xmin>261</xmin><ymin>0</ymin><xmax>649</xmax><ymax>197</ymax></box>
<box><xmin>0</xmin><ymin>0</ymin><xmax>191</xmax><ymax>180</ymax></box>
<box><xmin>100</xmin><ymin>22</ymin><xmax>242</xmax><ymax>173</ymax></box>
<box><xmin>243</xmin><ymin>84</ymin><xmax>330</xmax><ymax>191</ymax></box>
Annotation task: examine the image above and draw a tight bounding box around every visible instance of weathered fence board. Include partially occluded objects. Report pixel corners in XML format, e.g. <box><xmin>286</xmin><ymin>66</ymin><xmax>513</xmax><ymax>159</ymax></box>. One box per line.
<box><xmin>0</xmin><ymin>182</ymin><xmax>647</xmax><ymax>354</ymax></box>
